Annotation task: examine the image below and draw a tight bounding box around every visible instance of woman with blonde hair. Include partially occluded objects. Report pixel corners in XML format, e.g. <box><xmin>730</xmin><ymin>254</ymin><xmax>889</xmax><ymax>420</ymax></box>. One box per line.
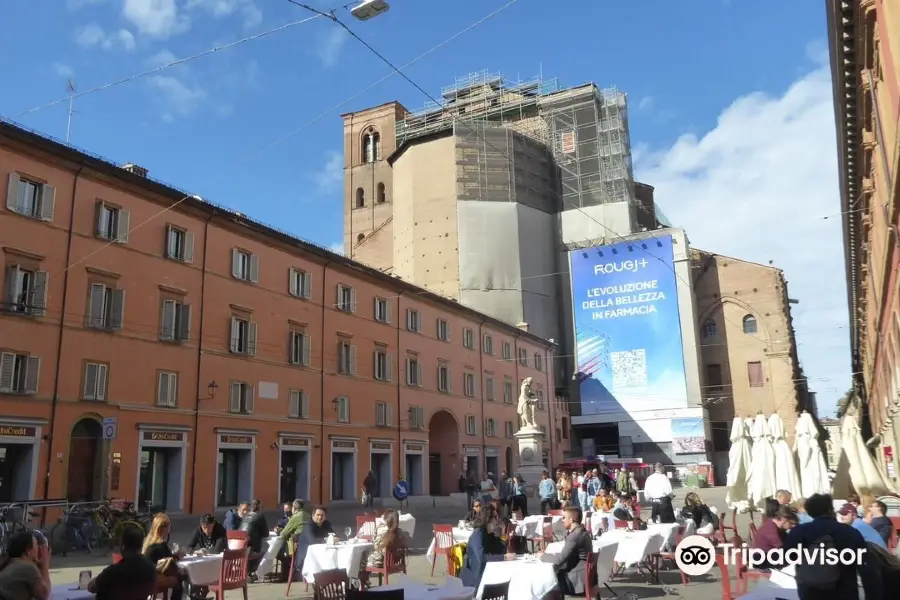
<box><xmin>681</xmin><ymin>492</ymin><xmax>716</xmax><ymax>534</ymax></box>
<box><xmin>142</xmin><ymin>514</ymin><xmax>185</xmax><ymax>600</ymax></box>
<box><xmin>556</xmin><ymin>472</ymin><xmax>571</xmax><ymax>508</ymax></box>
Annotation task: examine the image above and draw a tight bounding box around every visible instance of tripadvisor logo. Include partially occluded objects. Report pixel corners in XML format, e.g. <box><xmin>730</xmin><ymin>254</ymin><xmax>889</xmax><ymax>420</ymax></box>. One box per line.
<box><xmin>674</xmin><ymin>535</ymin><xmax>866</xmax><ymax>576</ymax></box>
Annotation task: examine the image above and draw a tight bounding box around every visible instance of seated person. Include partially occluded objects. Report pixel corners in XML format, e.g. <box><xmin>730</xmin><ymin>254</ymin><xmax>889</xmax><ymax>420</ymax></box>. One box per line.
<box><xmin>866</xmin><ymin>500</ymin><xmax>893</xmax><ymax>544</ymax></box>
<box><xmin>465</xmin><ymin>499</ymin><xmax>483</xmax><ymax>524</ymax></box>
<box><xmin>239</xmin><ymin>499</ymin><xmax>269</xmax><ymax>577</ymax></box>
<box><xmin>838</xmin><ymin>503</ymin><xmax>887</xmax><ymax>549</ymax></box>
<box><xmin>295</xmin><ymin>506</ymin><xmax>335</xmax><ymax>569</ymax></box>
<box><xmin>223</xmin><ymin>505</ymin><xmax>242</xmax><ymax>531</ymax></box>
<box><xmin>0</xmin><ymin>530</ymin><xmax>51</xmax><ymax>600</ymax></box>
<box><xmin>187</xmin><ymin>514</ymin><xmax>227</xmax><ymax>554</ymax></box>
<box><xmin>366</xmin><ymin>510</ymin><xmax>410</xmax><ymax>569</ymax></box>
<box><xmin>752</xmin><ymin>505</ymin><xmax>798</xmax><ymax>568</ymax></box>
<box><xmin>277</xmin><ymin>499</ymin><xmax>310</xmax><ymax>580</ymax></box>
<box><xmin>541</xmin><ymin>507</ymin><xmax>593</xmax><ymax>596</ymax></box>
<box><xmin>681</xmin><ymin>492</ymin><xmax>715</xmax><ymax>534</ymax></box>
<box><xmin>593</xmin><ymin>489</ymin><xmax>615</xmax><ymax>513</ymax></box>
<box><xmin>89</xmin><ymin>526</ymin><xmax>156</xmax><ymax>600</ymax></box>
<box><xmin>458</xmin><ymin>507</ymin><xmax>515</xmax><ymax>589</ymax></box>
<box><xmin>142</xmin><ymin>514</ymin><xmax>185</xmax><ymax>600</ymax></box>
<box><xmin>275</xmin><ymin>503</ymin><xmax>292</xmax><ymax>532</ymax></box>
<box><xmin>613</xmin><ymin>493</ymin><xmax>642</xmax><ymax>527</ymax></box>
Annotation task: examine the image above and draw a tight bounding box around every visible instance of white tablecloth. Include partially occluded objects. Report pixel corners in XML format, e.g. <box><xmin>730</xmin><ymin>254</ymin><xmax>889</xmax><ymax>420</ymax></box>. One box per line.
<box><xmin>178</xmin><ymin>554</ymin><xmax>223</xmax><ymax>586</ymax></box>
<box><xmin>426</xmin><ymin>527</ymin><xmax>474</xmax><ymax>562</ymax></box>
<box><xmin>512</xmin><ymin>515</ymin><xmax>564</xmax><ymax>539</ymax></box>
<box><xmin>253</xmin><ymin>532</ymin><xmax>282</xmax><ymax>578</ymax></box>
<box><xmin>597</xmin><ymin>528</ymin><xmax>665</xmax><ymax>566</ymax></box>
<box><xmin>49</xmin><ymin>584</ymin><xmax>93</xmax><ymax>600</ymax></box>
<box><xmin>359</xmin><ymin>513</ymin><xmax>417</xmax><ymax>538</ymax></box>
<box><xmin>301</xmin><ymin>541</ymin><xmax>372</xmax><ymax>583</ymax></box>
<box><xmin>476</xmin><ymin>557</ymin><xmax>557</xmax><ymax>600</ymax></box>
<box><xmin>544</xmin><ymin>536</ymin><xmax>619</xmax><ymax>583</ymax></box>
<box><xmin>589</xmin><ymin>512</ymin><xmax>615</xmax><ymax>536</ymax></box>
<box><xmin>375</xmin><ymin>577</ymin><xmax>476</xmax><ymax>600</ymax></box>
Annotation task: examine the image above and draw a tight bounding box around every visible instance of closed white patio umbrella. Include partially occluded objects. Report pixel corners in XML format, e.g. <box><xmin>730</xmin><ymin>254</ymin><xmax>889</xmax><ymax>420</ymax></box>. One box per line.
<box><xmin>831</xmin><ymin>406</ymin><xmax>897</xmax><ymax>498</ymax></box>
<box><xmin>725</xmin><ymin>417</ymin><xmax>752</xmax><ymax>512</ymax></box>
<box><xmin>794</xmin><ymin>411</ymin><xmax>830</xmax><ymax>498</ymax></box>
<box><xmin>747</xmin><ymin>413</ymin><xmax>776</xmax><ymax>507</ymax></box>
<box><xmin>768</xmin><ymin>413</ymin><xmax>801</xmax><ymax>498</ymax></box>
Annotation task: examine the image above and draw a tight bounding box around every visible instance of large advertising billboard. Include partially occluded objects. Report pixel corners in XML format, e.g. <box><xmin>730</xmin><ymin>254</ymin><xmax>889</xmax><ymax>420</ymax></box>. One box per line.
<box><xmin>570</xmin><ymin>235</ymin><xmax>688</xmax><ymax>416</ymax></box>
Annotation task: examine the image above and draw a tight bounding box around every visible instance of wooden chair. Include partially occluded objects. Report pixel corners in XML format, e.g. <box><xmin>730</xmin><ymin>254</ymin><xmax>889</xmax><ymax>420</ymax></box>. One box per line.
<box><xmin>481</xmin><ymin>580</ymin><xmax>510</xmax><ymax>600</ymax></box>
<box><xmin>715</xmin><ymin>552</ymin><xmax>739</xmax><ymax>600</ymax></box>
<box><xmin>209</xmin><ymin>548</ymin><xmax>250</xmax><ymax>600</ymax></box>
<box><xmin>284</xmin><ymin>533</ymin><xmax>306</xmax><ymax>597</ymax></box>
<box><xmin>314</xmin><ymin>569</ymin><xmax>349</xmax><ymax>600</ymax></box>
<box><xmin>226</xmin><ymin>529</ymin><xmax>249</xmax><ymax>550</ymax></box>
<box><xmin>730</xmin><ymin>535</ymin><xmax>769</xmax><ymax>594</ymax></box>
<box><xmin>430</xmin><ymin>525</ymin><xmax>455</xmax><ymax>576</ymax></box>
<box><xmin>364</xmin><ymin>546</ymin><xmax>407</xmax><ymax>586</ymax></box>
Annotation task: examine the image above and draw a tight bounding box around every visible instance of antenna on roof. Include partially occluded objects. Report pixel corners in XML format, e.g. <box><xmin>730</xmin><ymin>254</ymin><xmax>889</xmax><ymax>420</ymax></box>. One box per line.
<box><xmin>65</xmin><ymin>79</ymin><xmax>77</xmax><ymax>143</ymax></box>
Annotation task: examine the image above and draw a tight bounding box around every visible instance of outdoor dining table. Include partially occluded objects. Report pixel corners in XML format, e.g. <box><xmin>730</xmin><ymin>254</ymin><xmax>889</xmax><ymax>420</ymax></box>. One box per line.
<box><xmin>48</xmin><ymin>584</ymin><xmax>94</xmax><ymax>600</ymax></box>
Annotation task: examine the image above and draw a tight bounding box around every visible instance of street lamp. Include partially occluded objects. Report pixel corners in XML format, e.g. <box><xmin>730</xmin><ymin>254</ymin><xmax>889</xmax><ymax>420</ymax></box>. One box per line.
<box><xmin>351</xmin><ymin>0</ymin><xmax>389</xmax><ymax>21</ymax></box>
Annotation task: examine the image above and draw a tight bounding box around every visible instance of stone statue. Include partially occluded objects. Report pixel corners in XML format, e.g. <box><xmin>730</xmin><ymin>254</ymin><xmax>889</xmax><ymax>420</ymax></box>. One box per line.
<box><xmin>517</xmin><ymin>377</ymin><xmax>538</xmax><ymax>430</ymax></box>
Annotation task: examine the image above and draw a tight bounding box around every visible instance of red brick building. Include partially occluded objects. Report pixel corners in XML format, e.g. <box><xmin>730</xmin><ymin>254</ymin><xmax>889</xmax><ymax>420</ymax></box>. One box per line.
<box><xmin>0</xmin><ymin>120</ymin><xmax>568</xmax><ymax>515</ymax></box>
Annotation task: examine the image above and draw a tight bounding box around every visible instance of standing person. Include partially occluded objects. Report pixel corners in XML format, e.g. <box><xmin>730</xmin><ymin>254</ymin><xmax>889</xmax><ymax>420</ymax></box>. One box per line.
<box><xmin>512</xmin><ymin>474</ymin><xmax>528</xmax><ymax>518</ymax></box>
<box><xmin>556</xmin><ymin>472</ymin><xmax>571</xmax><ymax>509</ymax></box>
<box><xmin>363</xmin><ymin>471</ymin><xmax>376</xmax><ymax>509</ymax></box>
<box><xmin>0</xmin><ymin>531</ymin><xmax>52</xmax><ymax>600</ymax></box>
<box><xmin>865</xmin><ymin>500</ymin><xmax>893</xmax><ymax>544</ymax></box>
<box><xmin>538</xmin><ymin>470</ymin><xmax>555</xmax><ymax>514</ymax></box>
<box><xmin>479</xmin><ymin>472</ymin><xmax>496</xmax><ymax>504</ymax></box>
<box><xmin>784</xmin><ymin>493</ymin><xmax>881</xmax><ymax>599</ymax></box>
<box><xmin>465</xmin><ymin>472</ymin><xmax>477</xmax><ymax>508</ymax></box>
<box><xmin>498</xmin><ymin>470</ymin><xmax>515</xmax><ymax>519</ymax></box>
<box><xmin>644</xmin><ymin>463</ymin><xmax>674</xmax><ymax>512</ymax></box>
<box><xmin>579</xmin><ymin>470</ymin><xmax>593</xmax><ymax>514</ymax></box>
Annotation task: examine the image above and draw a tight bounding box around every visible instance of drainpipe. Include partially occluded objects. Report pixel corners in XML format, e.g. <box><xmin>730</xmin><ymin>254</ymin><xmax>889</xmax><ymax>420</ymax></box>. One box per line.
<box><xmin>396</xmin><ymin>292</ymin><xmax>404</xmax><ymax>485</ymax></box>
<box><xmin>544</xmin><ymin>347</ymin><xmax>554</xmax><ymax>466</ymax></box>
<box><xmin>43</xmin><ymin>162</ymin><xmax>84</xmax><ymax>518</ymax></box>
<box><xmin>187</xmin><ymin>211</ymin><xmax>215</xmax><ymax>514</ymax></box>
<box><xmin>318</xmin><ymin>262</ymin><xmax>331</xmax><ymax>504</ymax></box>
<box><xmin>478</xmin><ymin>321</ymin><xmax>486</xmax><ymax>472</ymax></box>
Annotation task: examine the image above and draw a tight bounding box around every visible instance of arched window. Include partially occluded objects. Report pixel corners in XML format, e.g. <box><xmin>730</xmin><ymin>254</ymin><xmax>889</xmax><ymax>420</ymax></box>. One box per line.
<box><xmin>356</xmin><ymin>233</ymin><xmax>365</xmax><ymax>243</ymax></box>
<box><xmin>376</xmin><ymin>182</ymin><xmax>386</xmax><ymax>204</ymax></box>
<box><xmin>355</xmin><ymin>187</ymin><xmax>365</xmax><ymax>208</ymax></box>
<box><xmin>701</xmin><ymin>318</ymin><xmax>716</xmax><ymax>339</ymax></box>
<box><xmin>742</xmin><ymin>315</ymin><xmax>758</xmax><ymax>334</ymax></box>
<box><xmin>372</xmin><ymin>132</ymin><xmax>381</xmax><ymax>161</ymax></box>
<box><xmin>362</xmin><ymin>128</ymin><xmax>381</xmax><ymax>163</ymax></box>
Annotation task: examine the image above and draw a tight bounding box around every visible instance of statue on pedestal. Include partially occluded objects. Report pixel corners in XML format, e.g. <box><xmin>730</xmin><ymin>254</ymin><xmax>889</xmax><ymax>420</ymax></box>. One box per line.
<box><xmin>517</xmin><ymin>377</ymin><xmax>538</xmax><ymax>430</ymax></box>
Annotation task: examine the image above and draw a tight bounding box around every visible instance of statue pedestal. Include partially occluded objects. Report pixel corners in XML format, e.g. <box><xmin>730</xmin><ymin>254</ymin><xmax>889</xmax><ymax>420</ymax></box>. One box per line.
<box><xmin>514</xmin><ymin>427</ymin><xmax>546</xmax><ymax>500</ymax></box>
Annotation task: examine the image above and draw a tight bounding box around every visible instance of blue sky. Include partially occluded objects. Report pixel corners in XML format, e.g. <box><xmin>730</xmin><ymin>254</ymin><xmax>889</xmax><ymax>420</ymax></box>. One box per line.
<box><xmin>0</xmin><ymin>0</ymin><xmax>848</xmax><ymax>412</ymax></box>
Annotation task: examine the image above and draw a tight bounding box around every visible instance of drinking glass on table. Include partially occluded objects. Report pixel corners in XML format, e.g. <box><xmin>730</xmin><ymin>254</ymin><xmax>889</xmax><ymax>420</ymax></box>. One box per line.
<box><xmin>344</xmin><ymin>527</ymin><xmax>353</xmax><ymax>540</ymax></box>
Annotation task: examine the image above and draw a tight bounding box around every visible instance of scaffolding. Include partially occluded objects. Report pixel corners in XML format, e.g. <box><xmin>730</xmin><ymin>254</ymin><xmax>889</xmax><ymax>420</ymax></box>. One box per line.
<box><xmin>394</xmin><ymin>69</ymin><xmax>635</xmax><ymax>210</ymax></box>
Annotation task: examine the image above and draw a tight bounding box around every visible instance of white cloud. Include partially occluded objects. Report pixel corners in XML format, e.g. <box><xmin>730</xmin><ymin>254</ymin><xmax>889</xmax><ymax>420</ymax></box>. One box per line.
<box><xmin>315</xmin><ymin>151</ymin><xmax>344</xmax><ymax>191</ymax></box>
<box><xmin>147</xmin><ymin>75</ymin><xmax>207</xmax><ymax>119</ymax></box>
<box><xmin>123</xmin><ymin>0</ymin><xmax>190</xmax><ymax>38</ymax></box>
<box><xmin>317</xmin><ymin>27</ymin><xmax>348</xmax><ymax>68</ymax></box>
<box><xmin>637</xmin><ymin>96</ymin><xmax>654</xmax><ymax>111</ymax></box>
<box><xmin>53</xmin><ymin>63</ymin><xmax>76</xmax><ymax>78</ymax></box>
<box><xmin>634</xmin><ymin>58</ymin><xmax>848</xmax><ymax>411</ymax></box>
<box><xmin>74</xmin><ymin>23</ymin><xmax>136</xmax><ymax>51</ymax></box>
<box><xmin>328</xmin><ymin>241</ymin><xmax>344</xmax><ymax>255</ymax></box>
<box><xmin>186</xmin><ymin>0</ymin><xmax>262</xmax><ymax>29</ymax></box>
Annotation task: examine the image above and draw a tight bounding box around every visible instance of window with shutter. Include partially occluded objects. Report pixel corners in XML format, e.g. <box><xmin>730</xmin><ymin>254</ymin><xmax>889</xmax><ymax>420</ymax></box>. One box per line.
<box><xmin>535</xmin><ymin>353</ymin><xmax>543</xmax><ymax>371</ymax></box>
<box><xmin>96</xmin><ymin>202</ymin><xmax>129</xmax><ymax>242</ymax></box>
<box><xmin>230</xmin><ymin>317</ymin><xmax>255</xmax><ymax>354</ymax></box>
<box><xmin>374</xmin><ymin>350</ymin><xmax>390</xmax><ymax>381</ymax></box>
<box><xmin>0</xmin><ymin>352</ymin><xmax>39</xmax><ymax>394</ymax></box>
<box><xmin>337</xmin><ymin>285</ymin><xmax>355</xmax><ymax>312</ymax></box>
<box><xmin>157</xmin><ymin>372</ymin><xmax>177</xmax><ymax>407</ymax></box>
<box><xmin>2</xmin><ymin>265</ymin><xmax>48</xmax><ymax>317</ymax></box>
<box><xmin>518</xmin><ymin>347</ymin><xmax>528</xmax><ymax>366</ymax></box>
<box><xmin>485</xmin><ymin>376</ymin><xmax>494</xmax><ymax>401</ymax></box>
<box><xmin>466</xmin><ymin>415</ymin><xmax>476</xmax><ymax>435</ymax></box>
<box><xmin>337</xmin><ymin>396</ymin><xmax>350</xmax><ymax>422</ymax></box>
<box><xmin>502</xmin><ymin>342</ymin><xmax>511</xmax><ymax>360</ymax></box>
<box><xmin>505</xmin><ymin>421</ymin><xmax>513</xmax><ymax>438</ymax></box>
<box><xmin>289</xmin><ymin>331</ymin><xmax>310</xmax><ymax>366</ymax></box>
<box><xmin>747</xmin><ymin>361</ymin><xmax>764</xmax><ymax>388</ymax></box>
<box><xmin>7</xmin><ymin>174</ymin><xmax>55</xmax><ymax>222</ymax></box>
<box><xmin>504</xmin><ymin>380</ymin><xmax>513</xmax><ymax>404</ymax></box>
<box><xmin>438</xmin><ymin>365</ymin><xmax>450</xmax><ymax>392</ymax></box>
<box><xmin>165</xmin><ymin>226</ymin><xmax>194</xmax><ymax>262</ymax></box>
<box><xmin>463</xmin><ymin>328</ymin><xmax>474</xmax><ymax>349</ymax></box>
<box><xmin>86</xmin><ymin>284</ymin><xmax>124</xmax><ymax>330</ymax></box>
<box><xmin>338</xmin><ymin>341</ymin><xmax>356</xmax><ymax>374</ymax></box>
<box><xmin>376</xmin><ymin>402</ymin><xmax>388</xmax><ymax>426</ymax></box>
<box><xmin>406</xmin><ymin>358</ymin><xmax>421</xmax><ymax>386</ymax></box>
<box><xmin>232</xmin><ymin>249</ymin><xmax>257</xmax><ymax>282</ymax></box>
<box><xmin>436</xmin><ymin>319</ymin><xmax>449</xmax><ymax>341</ymax></box>
<box><xmin>406</xmin><ymin>309</ymin><xmax>420</xmax><ymax>332</ymax></box>
<box><xmin>83</xmin><ymin>362</ymin><xmax>108</xmax><ymax>401</ymax></box>
<box><xmin>463</xmin><ymin>373</ymin><xmax>475</xmax><ymax>397</ymax></box>
<box><xmin>289</xmin><ymin>268</ymin><xmax>312</xmax><ymax>299</ymax></box>
<box><xmin>289</xmin><ymin>389</ymin><xmax>309</xmax><ymax>419</ymax></box>
<box><xmin>374</xmin><ymin>298</ymin><xmax>390</xmax><ymax>323</ymax></box>
<box><xmin>482</xmin><ymin>334</ymin><xmax>493</xmax><ymax>355</ymax></box>
<box><xmin>229</xmin><ymin>381</ymin><xmax>253</xmax><ymax>413</ymax></box>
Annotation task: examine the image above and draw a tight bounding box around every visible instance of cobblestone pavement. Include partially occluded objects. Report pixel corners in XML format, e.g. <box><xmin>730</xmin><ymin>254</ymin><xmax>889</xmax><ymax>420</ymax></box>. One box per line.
<box><xmin>46</xmin><ymin>487</ymin><xmax>757</xmax><ymax>599</ymax></box>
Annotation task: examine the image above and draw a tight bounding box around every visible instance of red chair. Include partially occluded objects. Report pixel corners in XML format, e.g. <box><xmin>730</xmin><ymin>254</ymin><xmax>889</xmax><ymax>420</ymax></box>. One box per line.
<box><xmin>612</xmin><ymin>519</ymin><xmax>629</xmax><ymax>530</ymax></box>
<box><xmin>225</xmin><ymin>529</ymin><xmax>249</xmax><ymax>550</ymax></box>
<box><xmin>719</xmin><ymin>510</ymin><xmax>738</xmax><ymax>539</ymax></box>
<box><xmin>747</xmin><ymin>522</ymin><xmax>758</xmax><ymax>544</ymax></box>
<box><xmin>430</xmin><ymin>525</ymin><xmax>455</xmax><ymax>576</ymax></box>
<box><xmin>209</xmin><ymin>548</ymin><xmax>249</xmax><ymax>600</ymax></box>
<box><xmin>365</xmin><ymin>546</ymin><xmax>407</xmax><ymax>586</ymax></box>
<box><xmin>547</xmin><ymin>509</ymin><xmax>564</xmax><ymax>517</ymax></box>
<box><xmin>715</xmin><ymin>552</ymin><xmax>740</xmax><ymax>600</ymax></box>
<box><xmin>356</xmin><ymin>514</ymin><xmax>377</xmax><ymax>541</ymax></box>
<box><xmin>284</xmin><ymin>533</ymin><xmax>307</xmax><ymax>597</ymax></box>
<box><xmin>731</xmin><ymin>535</ymin><xmax>769</xmax><ymax>594</ymax></box>
<box><xmin>112</xmin><ymin>553</ymin><xmax>124</xmax><ymax>564</ymax></box>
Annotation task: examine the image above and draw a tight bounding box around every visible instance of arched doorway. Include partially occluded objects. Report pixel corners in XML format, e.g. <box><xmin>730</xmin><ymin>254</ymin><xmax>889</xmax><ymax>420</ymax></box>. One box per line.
<box><xmin>67</xmin><ymin>418</ymin><xmax>103</xmax><ymax>502</ymax></box>
<box><xmin>428</xmin><ymin>410</ymin><xmax>459</xmax><ymax>496</ymax></box>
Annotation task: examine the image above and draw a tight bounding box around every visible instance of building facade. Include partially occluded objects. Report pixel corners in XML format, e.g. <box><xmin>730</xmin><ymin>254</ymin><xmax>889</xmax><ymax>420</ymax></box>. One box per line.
<box><xmin>828</xmin><ymin>0</ymin><xmax>900</xmax><ymax>479</ymax></box>
<box><xmin>0</xmin><ymin>119</ymin><xmax>567</xmax><ymax>515</ymax></box>
<box><xmin>692</xmin><ymin>251</ymin><xmax>814</xmax><ymax>483</ymax></box>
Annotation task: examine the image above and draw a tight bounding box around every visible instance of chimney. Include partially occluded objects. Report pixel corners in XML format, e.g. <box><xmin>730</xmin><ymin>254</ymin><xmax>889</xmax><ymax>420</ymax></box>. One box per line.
<box><xmin>516</xmin><ymin>322</ymin><xmax>529</xmax><ymax>332</ymax></box>
<box><xmin>122</xmin><ymin>163</ymin><xmax>148</xmax><ymax>178</ymax></box>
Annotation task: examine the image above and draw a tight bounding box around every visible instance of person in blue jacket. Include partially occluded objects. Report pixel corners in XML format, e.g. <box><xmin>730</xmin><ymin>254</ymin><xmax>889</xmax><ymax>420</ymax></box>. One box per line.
<box><xmin>458</xmin><ymin>506</ymin><xmax>515</xmax><ymax>589</ymax></box>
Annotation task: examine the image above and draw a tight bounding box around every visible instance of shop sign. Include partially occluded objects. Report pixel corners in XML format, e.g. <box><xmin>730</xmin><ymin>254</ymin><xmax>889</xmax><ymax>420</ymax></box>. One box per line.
<box><xmin>0</xmin><ymin>425</ymin><xmax>36</xmax><ymax>437</ymax></box>
<box><xmin>372</xmin><ymin>443</ymin><xmax>391</xmax><ymax>450</ymax></box>
<box><xmin>405</xmin><ymin>444</ymin><xmax>424</xmax><ymax>452</ymax></box>
<box><xmin>143</xmin><ymin>431</ymin><xmax>184</xmax><ymax>442</ymax></box>
<box><xmin>333</xmin><ymin>441</ymin><xmax>355</xmax><ymax>449</ymax></box>
<box><xmin>281</xmin><ymin>438</ymin><xmax>309</xmax><ymax>448</ymax></box>
<box><xmin>220</xmin><ymin>434</ymin><xmax>253</xmax><ymax>445</ymax></box>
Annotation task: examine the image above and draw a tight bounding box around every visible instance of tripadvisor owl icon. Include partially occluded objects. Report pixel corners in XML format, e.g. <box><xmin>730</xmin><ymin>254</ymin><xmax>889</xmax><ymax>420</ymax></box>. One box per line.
<box><xmin>675</xmin><ymin>535</ymin><xmax>716</xmax><ymax>576</ymax></box>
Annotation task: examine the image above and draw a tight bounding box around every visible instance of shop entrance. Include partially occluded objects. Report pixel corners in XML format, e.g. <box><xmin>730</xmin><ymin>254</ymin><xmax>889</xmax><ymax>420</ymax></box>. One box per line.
<box><xmin>404</xmin><ymin>451</ymin><xmax>423</xmax><ymax>495</ymax></box>
<box><xmin>279</xmin><ymin>444</ymin><xmax>310</xmax><ymax>503</ymax></box>
<box><xmin>138</xmin><ymin>448</ymin><xmax>182</xmax><ymax>511</ymax></box>
<box><xmin>465</xmin><ymin>455</ymin><xmax>479</xmax><ymax>478</ymax></box>
<box><xmin>67</xmin><ymin>418</ymin><xmax>103</xmax><ymax>503</ymax></box>
<box><xmin>0</xmin><ymin>444</ymin><xmax>32</xmax><ymax>502</ymax></box>
<box><xmin>485</xmin><ymin>454</ymin><xmax>499</xmax><ymax>479</ymax></box>
<box><xmin>216</xmin><ymin>433</ymin><xmax>255</xmax><ymax>508</ymax></box>
<box><xmin>369</xmin><ymin>446</ymin><xmax>392</xmax><ymax>498</ymax></box>
<box><xmin>331</xmin><ymin>450</ymin><xmax>355</xmax><ymax>501</ymax></box>
<box><xmin>428</xmin><ymin>453</ymin><xmax>441</xmax><ymax>495</ymax></box>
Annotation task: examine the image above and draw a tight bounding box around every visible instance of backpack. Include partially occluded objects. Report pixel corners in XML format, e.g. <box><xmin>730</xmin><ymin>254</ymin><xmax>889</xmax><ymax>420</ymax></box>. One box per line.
<box><xmin>794</xmin><ymin>534</ymin><xmax>842</xmax><ymax>591</ymax></box>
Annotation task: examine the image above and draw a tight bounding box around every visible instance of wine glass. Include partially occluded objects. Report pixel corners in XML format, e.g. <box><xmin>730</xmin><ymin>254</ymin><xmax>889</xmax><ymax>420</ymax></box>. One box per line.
<box><xmin>344</xmin><ymin>527</ymin><xmax>353</xmax><ymax>540</ymax></box>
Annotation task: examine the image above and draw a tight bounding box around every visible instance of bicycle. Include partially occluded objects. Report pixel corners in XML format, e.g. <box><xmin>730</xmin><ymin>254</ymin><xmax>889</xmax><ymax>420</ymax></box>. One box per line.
<box><xmin>49</xmin><ymin>504</ymin><xmax>111</xmax><ymax>557</ymax></box>
<box><xmin>0</xmin><ymin>504</ymin><xmax>29</xmax><ymax>554</ymax></box>
<box><xmin>98</xmin><ymin>500</ymin><xmax>146</xmax><ymax>546</ymax></box>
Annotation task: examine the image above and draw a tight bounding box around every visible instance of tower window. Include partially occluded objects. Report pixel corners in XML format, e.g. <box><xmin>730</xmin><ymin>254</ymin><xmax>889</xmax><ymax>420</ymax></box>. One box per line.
<box><xmin>355</xmin><ymin>187</ymin><xmax>365</xmax><ymax>208</ymax></box>
<box><xmin>362</xmin><ymin>129</ymin><xmax>381</xmax><ymax>163</ymax></box>
<box><xmin>377</xmin><ymin>182</ymin><xmax>386</xmax><ymax>204</ymax></box>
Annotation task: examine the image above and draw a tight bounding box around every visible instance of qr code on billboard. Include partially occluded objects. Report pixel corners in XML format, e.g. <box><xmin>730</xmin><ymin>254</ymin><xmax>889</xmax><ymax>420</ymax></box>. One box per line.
<box><xmin>611</xmin><ymin>349</ymin><xmax>648</xmax><ymax>389</ymax></box>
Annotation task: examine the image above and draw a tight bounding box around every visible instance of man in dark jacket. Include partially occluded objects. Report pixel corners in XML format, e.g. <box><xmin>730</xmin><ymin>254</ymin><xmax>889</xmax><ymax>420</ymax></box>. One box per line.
<box><xmin>223</xmin><ymin>506</ymin><xmax>241</xmax><ymax>531</ymax></box>
<box><xmin>294</xmin><ymin>506</ymin><xmax>335</xmax><ymax>572</ymax></box>
<box><xmin>187</xmin><ymin>514</ymin><xmax>227</xmax><ymax>554</ymax></box>
<box><xmin>784</xmin><ymin>493</ymin><xmax>881</xmax><ymax>600</ymax></box>
<box><xmin>541</xmin><ymin>506</ymin><xmax>594</xmax><ymax>595</ymax></box>
<box><xmin>239</xmin><ymin>500</ymin><xmax>269</xmax><ymax>579</ymax></box>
